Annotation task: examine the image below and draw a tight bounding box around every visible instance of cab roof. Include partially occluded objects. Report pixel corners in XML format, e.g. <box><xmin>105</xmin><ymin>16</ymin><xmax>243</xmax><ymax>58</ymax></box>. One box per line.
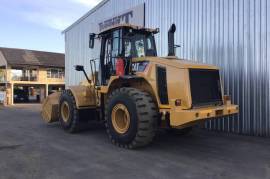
<box><xmin>99</xmin><ymin>24</ymin><xmax>159</xmax><ymax>35</ymax></box>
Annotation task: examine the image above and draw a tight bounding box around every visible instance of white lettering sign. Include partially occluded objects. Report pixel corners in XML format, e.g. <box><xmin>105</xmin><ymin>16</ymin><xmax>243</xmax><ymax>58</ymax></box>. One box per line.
<box><xmin>98</xmin><ymin>4</ymin><xmax>145</xmax><ymax>32</ymax></box>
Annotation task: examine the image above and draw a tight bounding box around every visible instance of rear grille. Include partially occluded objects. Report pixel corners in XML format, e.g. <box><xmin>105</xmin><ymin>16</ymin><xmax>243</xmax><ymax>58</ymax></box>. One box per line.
<box><xmin>189</xmin><ymin>69</ymin><xmax>223</xmax><ymax>107</ymax></box>
<box><xmin>156</xmin><ymin>66</ymin><xmax>169</xmax><ymax>104</ymax></box>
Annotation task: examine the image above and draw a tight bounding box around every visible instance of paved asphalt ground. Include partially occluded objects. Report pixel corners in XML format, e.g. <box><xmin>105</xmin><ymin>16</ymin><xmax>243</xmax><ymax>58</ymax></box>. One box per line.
<box><xmin>0</xmin><ymin>104</ymin><xmax>269</xmax><ymax>179</ymax></box>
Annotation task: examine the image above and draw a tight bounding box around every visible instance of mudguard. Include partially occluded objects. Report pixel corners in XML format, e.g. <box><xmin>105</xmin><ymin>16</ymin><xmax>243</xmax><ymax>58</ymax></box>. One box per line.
<box><xmin>68</xmin><ymin>85</ymin><xmax>97</xmax><ymax>109</ymax></box>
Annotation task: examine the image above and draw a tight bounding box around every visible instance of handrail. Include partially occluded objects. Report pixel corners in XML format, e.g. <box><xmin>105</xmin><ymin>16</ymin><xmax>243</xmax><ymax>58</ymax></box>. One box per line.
<box><xmin>90</xmin><ymin>58</ymin><xmax>99</xmax><ymax>86</ymax></box>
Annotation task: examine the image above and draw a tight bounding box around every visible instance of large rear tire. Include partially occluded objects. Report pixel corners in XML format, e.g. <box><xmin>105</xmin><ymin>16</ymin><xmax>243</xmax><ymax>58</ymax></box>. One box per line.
<box><xmin>105</xmin><ymin>87</ymin><xmax>158</xmax><ymax>149</ymax></box>
<box><xmin>59</xmin><ymin>90</ymin><xmax>87</xmax><ymax>133</ymax></box>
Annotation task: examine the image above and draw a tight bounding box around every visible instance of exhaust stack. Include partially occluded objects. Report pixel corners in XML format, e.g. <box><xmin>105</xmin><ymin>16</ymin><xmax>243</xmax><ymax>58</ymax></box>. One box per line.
<box><xmin>168</xmin><ymin>24</ymin><xmax>176</xmax><ymax>56</ymax></box>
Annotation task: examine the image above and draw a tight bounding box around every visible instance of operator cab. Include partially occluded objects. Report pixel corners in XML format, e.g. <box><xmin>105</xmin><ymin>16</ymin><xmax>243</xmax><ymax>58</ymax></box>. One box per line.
<box><xmin>92</xmin><ymin>24</ymin><xmax>159</xmax><ymax>85</ymax></box>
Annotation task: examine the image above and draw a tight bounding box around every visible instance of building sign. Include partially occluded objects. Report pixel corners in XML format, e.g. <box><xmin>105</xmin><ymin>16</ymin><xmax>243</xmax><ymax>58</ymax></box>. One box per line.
<box><xmin>98</xmin><ymin>3</ymin><xmax>145</xmax><ymax>31</ymax></box>
<box><xmin>0</xmin><ymin>91</ymin><xmax>5</xmax><ymax>103</ymax></box>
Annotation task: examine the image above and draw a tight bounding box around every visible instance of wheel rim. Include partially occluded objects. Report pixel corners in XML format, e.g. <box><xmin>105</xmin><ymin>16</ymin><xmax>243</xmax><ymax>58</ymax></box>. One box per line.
<box><xmin>111</xmin><ymin>103</ymin><xmax>130</xmax><ymax>134</ymax></box>
<box><xmin>61</xmin><ymin>101</ymin><xmax>70</xmax><ymax>123</ymax></box>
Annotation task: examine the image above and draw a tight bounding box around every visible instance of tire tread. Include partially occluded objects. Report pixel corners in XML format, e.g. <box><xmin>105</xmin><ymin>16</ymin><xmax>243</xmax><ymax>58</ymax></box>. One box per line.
<box><xmin>105</xmin><ymin>87</ymin><xmax>158</xmax><ymax>149</ymax></box>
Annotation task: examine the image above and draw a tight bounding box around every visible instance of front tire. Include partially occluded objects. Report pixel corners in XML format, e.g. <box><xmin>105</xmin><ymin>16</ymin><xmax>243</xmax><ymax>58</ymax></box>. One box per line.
<box><xmin>105</xmin><ymin>88</ymin><xmax>158</xmax><ymax>149</ymax></box>
<box><xmin>59</xmin><ymin>90</ymin><xmax>85</xmax><ymax>133</ymax></box>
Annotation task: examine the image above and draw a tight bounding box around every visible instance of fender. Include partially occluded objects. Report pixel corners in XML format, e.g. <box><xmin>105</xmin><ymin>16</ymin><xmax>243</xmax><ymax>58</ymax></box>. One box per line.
<box><xmin>68</xmin><ymin>85</ymin><xmax>97</xmax><ymax>109</ymax></box>
<box><xmin>103</xmin><ymin>75</ymin><xmax>160</xmax><ymax>106</ymax></box>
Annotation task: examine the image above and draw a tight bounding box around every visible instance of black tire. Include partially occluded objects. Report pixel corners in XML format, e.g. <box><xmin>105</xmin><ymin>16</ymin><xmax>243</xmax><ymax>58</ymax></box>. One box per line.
<box><xmin>168</xmin><ymin>127</ymin><xmax>193</xmax><ymax>135</ymax></box>
<box><xmin>59</xmin><ymin>90</ymin><xmax>86</xmax><ymax>133</ymax></box>
<box><xmin>105</xmin><ymin>87</ymin><xmax>158</xmax><ymax>149</ymax></box>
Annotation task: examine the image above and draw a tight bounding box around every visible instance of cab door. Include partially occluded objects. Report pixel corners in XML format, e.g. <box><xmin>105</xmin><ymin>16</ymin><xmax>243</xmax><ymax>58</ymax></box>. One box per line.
<box><xmin>100</xmin><ymin>29</ymin><xmax>122</xmax><ymax>85</ymax></box>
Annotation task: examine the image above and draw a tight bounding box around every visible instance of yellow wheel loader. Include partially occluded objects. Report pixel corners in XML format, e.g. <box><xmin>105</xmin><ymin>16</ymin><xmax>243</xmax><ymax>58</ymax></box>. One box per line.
<box><xmin>41</xmin><ymin>24</ymin><xmax>238</xmax><ymax>149</ymax></box>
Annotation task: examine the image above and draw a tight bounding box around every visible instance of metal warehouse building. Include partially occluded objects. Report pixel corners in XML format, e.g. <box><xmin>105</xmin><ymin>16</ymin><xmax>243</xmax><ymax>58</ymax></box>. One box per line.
<box><xmin>63</xmin><ymin>0</ymin><xmax>270</xmax><ymax>136</ymax></box>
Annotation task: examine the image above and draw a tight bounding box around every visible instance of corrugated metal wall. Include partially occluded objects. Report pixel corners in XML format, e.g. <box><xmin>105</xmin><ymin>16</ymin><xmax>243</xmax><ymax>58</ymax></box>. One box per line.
<box><xmin>64</xmin><ymin>0</ymin><xmax>270</xmax><ymax>136</ymax></box>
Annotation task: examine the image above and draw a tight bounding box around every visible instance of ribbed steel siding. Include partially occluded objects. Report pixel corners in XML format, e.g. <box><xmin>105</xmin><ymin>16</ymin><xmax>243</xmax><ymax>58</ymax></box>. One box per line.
<box><xmin>149</xmin><ymin>0</ymin><xmax>270</xmax><ymax>136</ymax></box>
<box><xmin>65</xmin><ymin>0</ymin><xmax>270</xmax><ymax>136</ymax></box>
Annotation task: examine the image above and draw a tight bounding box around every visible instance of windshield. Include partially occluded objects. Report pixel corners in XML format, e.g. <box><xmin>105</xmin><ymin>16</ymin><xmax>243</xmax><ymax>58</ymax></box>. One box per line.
<box><xmin>123</xmin><ymin>31</ymin><xmax>157</xmax><ymax>58</ymax></box>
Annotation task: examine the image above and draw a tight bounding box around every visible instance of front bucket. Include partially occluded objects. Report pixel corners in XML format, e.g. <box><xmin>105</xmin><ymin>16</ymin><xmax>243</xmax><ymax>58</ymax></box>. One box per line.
<box><xmin>41</xmin><ymin>92</ymin><xmax>61</xmax><ymax>123</ymax></box>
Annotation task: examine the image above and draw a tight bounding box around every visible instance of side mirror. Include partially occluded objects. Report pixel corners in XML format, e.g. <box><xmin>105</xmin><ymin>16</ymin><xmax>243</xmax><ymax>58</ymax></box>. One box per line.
<box><xmin>74</xmin><ymin>65</ymin><xmax>84</xmax><ymax>71</ymax></box>
<box><xmin>89</xmin><ymin>33</ymin><xmax>95</xmax><ymax>49</ymax></box>
<box><xmin>74</xmin><ymin>65</ymin><xmax>91</xmax><ymax>84</ymax></box>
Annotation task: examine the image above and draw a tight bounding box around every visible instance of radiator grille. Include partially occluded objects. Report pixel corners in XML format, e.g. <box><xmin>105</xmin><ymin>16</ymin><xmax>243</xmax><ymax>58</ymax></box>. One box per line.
<box><xmin>189</xmin><ymin>69</ymin><xmax>223</xmax><ymax>107</ymax></box>
<box><xmin>156</xmin><ymin>66</ymin><xmax>169</xmax><ymax>104</ymax></box>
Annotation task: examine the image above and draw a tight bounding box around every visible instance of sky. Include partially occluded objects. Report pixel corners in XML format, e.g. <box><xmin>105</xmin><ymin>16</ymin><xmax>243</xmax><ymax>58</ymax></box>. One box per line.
<box><xmin>0</xmin><ymin>0</ymin><xmax>102</xmax><ymax>53</ymax></box>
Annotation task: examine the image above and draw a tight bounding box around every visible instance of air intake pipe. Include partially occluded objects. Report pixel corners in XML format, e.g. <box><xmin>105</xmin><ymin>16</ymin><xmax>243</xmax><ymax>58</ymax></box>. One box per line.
<box><xmin>168</xmin><ymin>24</ymin><xmax>176</xmax><ymax>56</ymax></box>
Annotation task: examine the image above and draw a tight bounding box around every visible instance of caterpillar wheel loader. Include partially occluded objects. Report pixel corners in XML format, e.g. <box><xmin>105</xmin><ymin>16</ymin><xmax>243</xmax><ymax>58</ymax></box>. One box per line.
<box><xmin>42</xmin><ymin>24</ymin><xmax>239</xmax><ymax>149</ymax></box>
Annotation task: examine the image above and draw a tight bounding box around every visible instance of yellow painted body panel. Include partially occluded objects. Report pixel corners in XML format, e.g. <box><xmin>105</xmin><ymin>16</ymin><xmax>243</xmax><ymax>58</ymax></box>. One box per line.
<box><xmin>134</xmin><ymin>56</ymin><xmax>219</xmax><ymax>109</ymax></box>
<box><xmin>68</xmin><ymin>85</ymin><xmax>96</xmax><ymax>108</ymax></box>
<box><xmin>167</xmin><ymin>104</ymin><xmax>238</xmax><ymax>127</ymax></box>
<box><xmin>130</xmin><ymin>56</ymin><xmax>238</xmax><ymax>128</ymax></box>
<box><xmin>133</xmin><ymin>56</ymin><xmax>219</xmax><ymax>70</ymax></box>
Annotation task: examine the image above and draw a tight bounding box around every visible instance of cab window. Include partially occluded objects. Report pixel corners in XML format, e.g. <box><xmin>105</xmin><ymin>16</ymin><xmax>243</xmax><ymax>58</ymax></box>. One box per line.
<box><xmin>123</xmin><ymin>30</ymin><xmax>157</xmax><ymax>58</ymax></box>
<box><xmin>135</xmin><ymin>39</ymin><xmax>145</xmax><ymax>57</ymax></box>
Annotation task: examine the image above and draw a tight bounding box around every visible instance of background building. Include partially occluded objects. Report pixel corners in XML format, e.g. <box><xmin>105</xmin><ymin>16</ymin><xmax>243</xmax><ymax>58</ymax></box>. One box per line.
<box><xmin>63</xmin><ymin>0</ymin><xmax>270</xmax><ymax>136</ymax></box>
<box><xmin>0</xmin><ymin>47</ymin><xmax>65</xmax><ymax>105</ymax></box>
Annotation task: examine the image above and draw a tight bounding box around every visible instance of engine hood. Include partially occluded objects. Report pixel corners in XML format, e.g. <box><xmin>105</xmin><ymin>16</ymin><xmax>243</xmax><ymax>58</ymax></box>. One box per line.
<box><xmin>142</xmin><ymin>56</ymin><xmax>219</xmax><ymax>70</ymax></box>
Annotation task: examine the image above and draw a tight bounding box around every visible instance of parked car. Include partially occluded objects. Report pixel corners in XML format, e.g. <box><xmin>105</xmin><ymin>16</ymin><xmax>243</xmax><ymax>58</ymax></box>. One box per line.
<box><xmin>14</xmin><ymin>88</ymin><xmax>29</xmax><ymax>103</ymax></box>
